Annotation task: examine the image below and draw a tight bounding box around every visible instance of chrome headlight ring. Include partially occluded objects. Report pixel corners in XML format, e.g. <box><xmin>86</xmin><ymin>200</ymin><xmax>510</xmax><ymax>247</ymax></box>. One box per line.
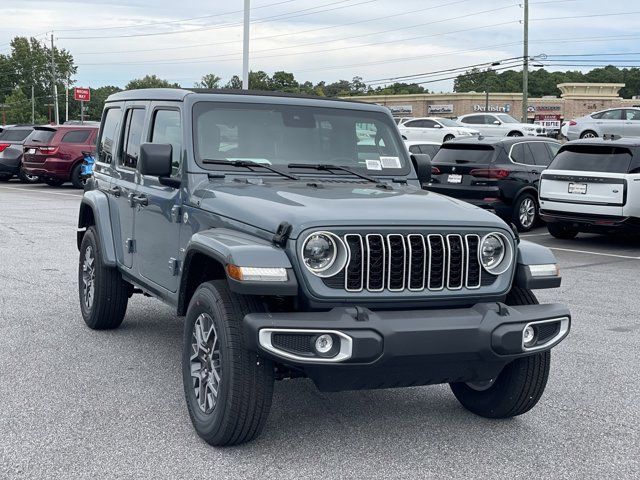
<box><xmin>478</xmin><ymin>232</ymin><xmax>514</xmax><ymax>275</ymax></box>
<box><xmin>300</xmin><ymin>231</ymin><xmax>348</xmax><ymax>278</ymax></box>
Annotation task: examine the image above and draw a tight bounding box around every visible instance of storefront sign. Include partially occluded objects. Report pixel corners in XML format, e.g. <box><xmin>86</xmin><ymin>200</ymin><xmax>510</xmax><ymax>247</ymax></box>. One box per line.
<box><xmin>388</xmin><ymin>105</ymin><xmax>413</xmax><ymax>115</ymax></box>
<box><xmin>427</xmin><ymin>104</ymin><xmax>454</xmax><ymax>114</ymax></box>
<box><xmin>473</xmin><ymin>104</ymin><xmax>511</xmax><ymax>113</ymax></box>
<box><xmin>534</xmin><ymin>114</ymin><xmax>562</xmax><ymax>130</ymax></box>
<box><xmin>529</xmin><ymin>105</ymin><xmax>561</xmax><ymax>112</ymax></box>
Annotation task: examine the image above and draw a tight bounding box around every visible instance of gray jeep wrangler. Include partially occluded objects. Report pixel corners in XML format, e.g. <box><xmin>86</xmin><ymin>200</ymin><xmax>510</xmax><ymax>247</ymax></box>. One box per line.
<box><xmin>77</xmin><ymin>89</ymin><xmax>571</xmax><ymax>446</ymax></box>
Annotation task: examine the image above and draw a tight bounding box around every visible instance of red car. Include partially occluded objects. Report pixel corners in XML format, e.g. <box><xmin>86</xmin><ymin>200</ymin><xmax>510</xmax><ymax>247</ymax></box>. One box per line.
<box><xmin>22</xmin><ymin>125</ymin><xmax>98</xmax><ymax>188</ymax></box>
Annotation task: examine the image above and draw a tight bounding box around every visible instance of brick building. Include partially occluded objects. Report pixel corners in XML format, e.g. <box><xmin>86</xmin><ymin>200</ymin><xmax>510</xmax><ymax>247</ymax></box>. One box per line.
<box><xmin>348</xmin><ymin>83</ymin><xmax>640</xmax><ymax>123</ymax></box>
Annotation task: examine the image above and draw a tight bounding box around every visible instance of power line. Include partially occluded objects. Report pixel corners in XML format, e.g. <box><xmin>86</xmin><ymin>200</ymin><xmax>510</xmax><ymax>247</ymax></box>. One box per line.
<box><xmin>57</xmin><ymin>0</ymin><xmax>377</xmax><ymax>40</ymax></box>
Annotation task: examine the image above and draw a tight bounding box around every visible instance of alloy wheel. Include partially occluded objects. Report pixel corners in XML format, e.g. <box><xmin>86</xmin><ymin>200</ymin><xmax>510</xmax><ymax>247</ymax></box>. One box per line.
<box><xmin>190</xmin><ymin>313</ymin><xmax>222</xmax><ymax>414</ymax></box>
<box><xmin>81</xmin><ymin>246</ymin><xmax>95</xmax><ymax>310</ymax></box>
<box><xmin>581</xmin><ymin>132</ymin><xmax>596</xmax><ymax>138</ymax></box>
<box><xmin>519</xmin><ymin>197</ymin><xmax>536</xmax><ymax>229</ymax></box>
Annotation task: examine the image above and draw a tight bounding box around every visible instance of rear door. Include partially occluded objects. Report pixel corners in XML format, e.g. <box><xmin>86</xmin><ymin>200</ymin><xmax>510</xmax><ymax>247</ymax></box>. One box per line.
<box><xmin>428</xmin><ymin>143</ymin><xmax>498</xmax><ymax>200</ymax></box>
<box><xmin>526</xmin><ymin>141</ymin><xmax>556</xmax><ymax>187</ymax></box>
<box><xmin>400</xmin><ymin>119</ymin><xmax>431</xmax><ymax>141</ymax></box>
<box><xmin>539</xmin><ymin>145</ymin><xmax>632</xmax><ymax>216</ymax></box>
<box><xmin>624</xmin><ymin>109</ymin><xmax>640</xmax><ymax>137</ymax></box>
<box><xmin>594</xmin><ymin>109</ymin><xmax>625</xmax><ymax>137</ymax></box>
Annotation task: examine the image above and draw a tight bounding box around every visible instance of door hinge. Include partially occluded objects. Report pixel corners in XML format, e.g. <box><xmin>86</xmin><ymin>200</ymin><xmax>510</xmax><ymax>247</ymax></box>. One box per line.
<box><xmin>126</xmin><ymin>238</ymin><xmax>136</xmax><ymax>253</ymax></box>
<box><xmin>171</xmin><ymin>205</ymin><xmax>182</xmax><ymax>223</ymax></box>
<box><xmin>168</xmin><ymin>258</ymin><xmax>180</xmax><ymax>276</ymax></box>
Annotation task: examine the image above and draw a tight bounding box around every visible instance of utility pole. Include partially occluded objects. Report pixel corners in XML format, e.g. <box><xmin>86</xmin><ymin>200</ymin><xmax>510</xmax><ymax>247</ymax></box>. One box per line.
<box><xmin>521</xmin><ymin>0</ymin><xmax>529</xmax><ymax>123</ymax></box>
<box><xmin>31</xmin><ymin>85</ymin><xmax>35</xmax><ymax>124</ymax></box>
<box><xmin>242</xmin><ymin>0</ymin><xmax>250</xmax><ymax>90</ymax></box>
<box><xmin>65</xmin><ymin>78</ymin><xmax>69</xmax><ymax>123</ymax></box>
<box><xmin>50</xmin><ymin>33</ymin><xmax>60</xmax><ymax>125</ymax></box>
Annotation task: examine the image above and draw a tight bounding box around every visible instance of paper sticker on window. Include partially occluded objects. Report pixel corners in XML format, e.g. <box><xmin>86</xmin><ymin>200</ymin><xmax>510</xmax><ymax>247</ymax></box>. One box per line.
<box><xmin>366</xmin><ymin>159</ymin><xmax>382</xmax><ymax>170</ymax></box>
<box><xmin>380</xmin><ymin>156</ymin><xmax>401</xmax><ymax>169</ymax></box>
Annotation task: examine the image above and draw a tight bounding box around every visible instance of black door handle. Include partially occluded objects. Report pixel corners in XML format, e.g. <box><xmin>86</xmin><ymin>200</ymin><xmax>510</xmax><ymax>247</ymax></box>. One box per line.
<box><xmin>107</xmin><ymin>186</ymin><xmax>121</xmax><ymax>197</ymax></box>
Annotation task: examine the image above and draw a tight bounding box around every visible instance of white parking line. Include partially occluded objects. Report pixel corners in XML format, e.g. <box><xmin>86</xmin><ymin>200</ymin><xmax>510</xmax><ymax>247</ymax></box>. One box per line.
<box><xmin>0</xmin><ymin>185</ymin><xmax>82</xmax><ymax>198</ymax></box>
<box><xmin>549</xmin><ymin>247</ymin><xmax>640</xmax><ymax>260</ymax></box>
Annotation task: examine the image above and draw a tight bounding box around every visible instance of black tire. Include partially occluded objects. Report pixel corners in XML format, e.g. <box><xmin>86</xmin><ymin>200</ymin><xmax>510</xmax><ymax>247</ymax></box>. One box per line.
<box><xmin>70</xmin><ymin>163</ymin><xmax>85</xmax><ymax>189</ymax></box>
<box><xmin>449</xmin><ymin>286</ymin><xmax>551</xmax><ymax>418</ymax></box>
<box><xmin>78</xmin><ymin>227</ymin><xmax>130</xmax><ymax>330</ymax></box>
<box><xmin>580</xmin><ymin>130</ymin><xmax>598</xmax><ymax>139</ymax></box>
<box><xmin>547</xmin><ymin>223</ymin><xmax>579</xmax><ymax>239</ymax></box>
<box><xmin>507</xmin><ymin>131</ymin><xmax>523</xmax><ymax>137</ymax></box>
<box><xmin>45</xmin><ymin>178</ymin><xmax>65</xmax><ymax>187</ymax></box>
<box><xmin>182</xmin><ymin>280</ymin><xmax>274</xmax><ymax>446</ymax></box>
<box><xmin>513</xmin><ymin>193</ymin><xmax>537</xmax><ymax>232</ymax></box>
<box><xmin>18</xmin><ymin>168</ymin><xmax>40</xmax><ymax>184</ymax></box>
<box><xmin>443</xmin><ymin>134</ymin><xmax>455</xmax><ymax>142</ymax></box>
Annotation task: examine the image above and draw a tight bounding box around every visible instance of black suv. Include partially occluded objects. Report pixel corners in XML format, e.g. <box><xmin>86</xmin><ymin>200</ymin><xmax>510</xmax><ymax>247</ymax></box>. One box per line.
<box><xmin>77</xmin><ymin>89</ymin><xmax>570</xmax><ymax>446</ymax></box>
<box><xmin>425</xmin><ymin>136</ymin><xmax>561</xmax><ymax>231</ymax></box>
<box><xmin>0</xmin><ymin>125</ymin><xmax>39</xmax><ymax>183</ymax></box>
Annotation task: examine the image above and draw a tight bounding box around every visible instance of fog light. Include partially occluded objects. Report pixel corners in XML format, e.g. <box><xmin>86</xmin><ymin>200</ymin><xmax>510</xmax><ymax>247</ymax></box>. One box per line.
<box><xmin>314</xmin><ymin>334</ymin><xmax>334</xmax><ymax>355</ymax></box>
<box><xmin>523</xmin><ymin>325</ymin><xmax>537</xmax><ymax>347</ymax></box>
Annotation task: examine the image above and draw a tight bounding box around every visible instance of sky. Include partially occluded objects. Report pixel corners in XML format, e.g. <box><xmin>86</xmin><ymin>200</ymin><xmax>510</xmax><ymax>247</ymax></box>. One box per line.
<box><xmin>1</xmin><ymin>0</ymin><xmax>639</xmax><ymax>92</ymax></box>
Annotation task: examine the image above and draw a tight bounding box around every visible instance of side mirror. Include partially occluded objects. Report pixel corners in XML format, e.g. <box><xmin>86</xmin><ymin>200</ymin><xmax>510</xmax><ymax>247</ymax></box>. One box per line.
<box><xmin>139</xmin><ymin>143</ymin><xmax>173</xmax><ymax>177</ymax></box>
<box><xmin>411</xmin><ymin>153</ymin><xmax>432</xmax><ymax>187</ymax></box>
<box><xmin>433</xmin><ymin>124</ymin><xmax>442</xmax><ymax>128</ymax></box>
<box><xmin>493</xmin><ymin>120</ymin><xmax>501</xmax><ymax>125</ymax></box>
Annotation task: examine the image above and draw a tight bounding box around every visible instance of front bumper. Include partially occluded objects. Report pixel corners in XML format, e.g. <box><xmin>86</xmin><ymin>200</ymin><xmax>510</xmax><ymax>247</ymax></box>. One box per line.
<box><xmin>244</xmin><ymin>302</ymin><xmax>570</xmax><ymax>391</ymax></box>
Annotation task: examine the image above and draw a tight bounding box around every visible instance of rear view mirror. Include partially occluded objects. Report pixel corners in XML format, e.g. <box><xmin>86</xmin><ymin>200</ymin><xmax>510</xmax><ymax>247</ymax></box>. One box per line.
<box><xmin>139</xmin><ymin>143</ymin><xmax>173</xmax><ymax>177</ymax></box>
<box><xmin>411</xmin><ymin>153</ymin><xmax>432</xmax><ymax>187</ymax></box>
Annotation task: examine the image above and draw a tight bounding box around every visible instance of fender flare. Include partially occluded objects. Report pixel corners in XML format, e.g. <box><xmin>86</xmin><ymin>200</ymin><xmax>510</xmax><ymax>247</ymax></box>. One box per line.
<box><xmin>514</xmin><ymin>240</ymin><xmax>561</xmax><ymax>290</ymax></box>
<box><xmin>178</xmin><ymin>229</ymin><xmax>298</xmax><ymax>314</ymax></box>
<box><xmin>513</xmin><ymin>186</ymin><xmax>539</xmax><ymax>205</ymax></box>
<box><xmin>77</xmin><ymin>190</ymin><xmax>117</xmax><ymax>267</ymax></box>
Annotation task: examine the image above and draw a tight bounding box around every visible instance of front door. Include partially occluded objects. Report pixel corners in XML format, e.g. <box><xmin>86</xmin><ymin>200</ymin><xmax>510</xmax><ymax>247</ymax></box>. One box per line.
<box><xmin>109</xmin><ymin>105</ymin><xmax>147</xmax><ymax>269</ymax></box>
<box><xmin>134</xmin><ymin>106</ymin><xmax>183</xmax><ymax>292</ymax></box>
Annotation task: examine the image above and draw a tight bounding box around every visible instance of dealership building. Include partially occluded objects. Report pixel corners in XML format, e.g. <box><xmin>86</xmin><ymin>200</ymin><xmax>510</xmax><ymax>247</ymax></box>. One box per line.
<box><xmin>350</xmin><ymin>83</ymin><xmax>640</xmax><ymax>130</ymax></box>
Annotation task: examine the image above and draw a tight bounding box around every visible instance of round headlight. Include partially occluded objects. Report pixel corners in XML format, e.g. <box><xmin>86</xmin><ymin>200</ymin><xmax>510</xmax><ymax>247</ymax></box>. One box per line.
<box><xmin>303</xmin><ymin>233</ymin><xmax>336</xmax><ymax>272</ymax></box>
<box><xmin>479</xmin><ymin>233</ymin><xmax>512</xmax><ymax>275</ymax></box>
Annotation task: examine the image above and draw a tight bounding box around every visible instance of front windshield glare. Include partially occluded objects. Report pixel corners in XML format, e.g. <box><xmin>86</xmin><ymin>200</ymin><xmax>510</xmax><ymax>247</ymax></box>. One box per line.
<box><xmin>497</xmin><ymin>114</ymin><xmax>519</xmax><ymax>124</ymax></box>
<box><xmin>193</xmin><ymin>102</ymin><xmax>407</xmax><ymax>173</ymax></box>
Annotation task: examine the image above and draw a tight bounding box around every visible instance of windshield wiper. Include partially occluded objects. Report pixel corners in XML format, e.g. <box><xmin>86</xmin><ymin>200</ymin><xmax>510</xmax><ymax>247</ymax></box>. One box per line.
<box><xmin>202</xmin><ymin>159</ymin><xmax>299</xmax><ymax>180</ymax></box>
<box><xmin>287</xmin><ymin>163</ymin><xmax>380</xmax><ymax>184</ymax></box>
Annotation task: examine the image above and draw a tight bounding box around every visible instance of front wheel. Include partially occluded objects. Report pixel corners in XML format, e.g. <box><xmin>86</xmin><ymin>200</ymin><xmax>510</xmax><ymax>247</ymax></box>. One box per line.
<box><xmin>182</xmin><ymin>280</ymin><xmax>274</xmax><ymax>446</ymax></box>
<box><xmin>443</xmin><ymin>134</ymin><xmax>455</xmax><ymax>142</ymax></box>
<box><xmin>513</xmin><ymin>193</ymin><xmax>537</xmax><ymax>232</ymax></box>
<box><xmin>547</xmin><ymin>223</ymin><xmax>579</xmax><ymax>239</ymax></box>
<box><xmin>449</xmin><ymin>286</ymin><xmax>551</xmax><ymax>418</ymax></box>
<box><xmin>507</xmin><ymin>131</ymin><xmax>524</xmax><ymax>137</ymax></box>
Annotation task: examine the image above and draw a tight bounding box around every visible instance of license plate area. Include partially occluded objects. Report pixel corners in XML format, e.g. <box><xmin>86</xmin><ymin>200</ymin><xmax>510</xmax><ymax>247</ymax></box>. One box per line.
<box><xmin>447</xmin><ymin>174</ymin><xmax>462</xmax><ymax>184</ymax></box>
<box><xmin>568</xmin><ymin>182</ymin><xmax>587</xmax><ymax>194</ymax></box>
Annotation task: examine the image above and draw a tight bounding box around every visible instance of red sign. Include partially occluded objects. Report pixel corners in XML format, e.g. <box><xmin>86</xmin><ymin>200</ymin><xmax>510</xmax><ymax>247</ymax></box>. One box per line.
<box><xmin>534</xmin><ymin>113</ymin><xmax>562</xmax><ymax>129</ymax></box>
<box><xmin>74</xmin><ymin>87</ymin><xmax>91</xmax><ymax>102</ymax></box>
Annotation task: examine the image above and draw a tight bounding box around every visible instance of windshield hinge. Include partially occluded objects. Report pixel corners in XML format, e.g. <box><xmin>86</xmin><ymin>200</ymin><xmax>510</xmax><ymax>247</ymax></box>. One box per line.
<box><xmin>273</xmin><ymin>222</ymin><xmax>292</xmax><ymax>248</ymax></box>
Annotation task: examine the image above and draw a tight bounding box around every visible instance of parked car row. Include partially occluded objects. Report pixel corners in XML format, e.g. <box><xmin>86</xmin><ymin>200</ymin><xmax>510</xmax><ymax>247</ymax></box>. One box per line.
<box><xmin>0</xmin><ymin>123</ymin><xmax>98</xmax><ymax>188</ymax></box>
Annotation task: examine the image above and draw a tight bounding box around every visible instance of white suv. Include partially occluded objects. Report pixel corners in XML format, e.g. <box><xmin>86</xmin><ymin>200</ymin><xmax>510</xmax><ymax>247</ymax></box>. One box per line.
<box><xmin>398</xmin><ymin>117</ymin><xmax>479</xmax><ymax>143</ymax></box>
<box><xmin>458</xmin><ymin>113</ymin><xmax>546</xmax><ymax>137</ymax></box>
<box><xmin>539</xmin><ymin>137</ymin><xmax>640</xmax><ymax>238</ymax></box>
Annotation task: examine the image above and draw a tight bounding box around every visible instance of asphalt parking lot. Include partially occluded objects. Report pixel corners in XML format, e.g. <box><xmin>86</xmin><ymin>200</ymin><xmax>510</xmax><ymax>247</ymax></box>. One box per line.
<box><xmin>1</xmin><ymin>182</ymin><xmax>638</xmax><ymax>479</ymax></box>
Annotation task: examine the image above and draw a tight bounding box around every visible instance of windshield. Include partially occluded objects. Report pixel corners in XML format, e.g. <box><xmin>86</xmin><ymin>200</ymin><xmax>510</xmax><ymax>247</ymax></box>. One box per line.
<box><xmin>550</xmin><ymin>146</ymin><xmax>634</xmax><ymax>173</ymax></box>
<box><xmin>193</xmin><ymin>102</ymin><xmax>408</xmax><ymax>174</ymax></box>
<box><xmin>434</xmin><ymin>118</ymin><xmax>460</xmax><ymax>127</ymax></box>
<box><xmin>497</xmin><ymin>114</ymin><xmax>519</xmax><ymax>124</ymax></box>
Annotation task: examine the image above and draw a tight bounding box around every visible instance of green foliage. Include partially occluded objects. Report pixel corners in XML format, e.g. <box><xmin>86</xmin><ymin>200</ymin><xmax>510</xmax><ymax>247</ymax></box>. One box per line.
<box><xmin>84</xmin><ymin>86</ymin><xmax>122</xmax><ymax>121</ymax></box>
<box><xmin>125</xmin><ymin>74</ymin><xmax>180</xmax><ymax>90</ymax></box>
<box><xmin>454</xmin><ymin>66</ymin><xmax>640</xmax><ymax>98</ymax></box>
<box><xmin>194</xmin><ymin>74</ymin><xmax>222</xmax><ymax>89</ymax></box>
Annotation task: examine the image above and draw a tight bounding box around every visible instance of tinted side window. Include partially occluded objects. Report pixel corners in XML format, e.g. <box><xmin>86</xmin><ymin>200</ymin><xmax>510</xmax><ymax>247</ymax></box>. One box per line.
<box><xmin>0</xmin><ymin>129</ymin><xmax>32</xmax><ymax>142</ymax></box>
<box><xmin>600</xmin><ymin>109</ymin><xmax>622</xmax><ymax>120</ymax></box>
<box><xmin>420</xmin><ymin>145</ymin><xmax>439</xmax><ymax>157</ymax></box>
<box><xmin>460</xmin><ymin>115</ymin><xmax>483</xmax><ymax>125</ymax></box>
<box><xmin>408</xmin><ymin>145</ymin><xmax>421</xmax><ymax>154</ymax></box>
<box><xmin>422</xmin><ymin>119</ymin><xmax>438</xmax><ymax>128</ymax></box>
<box><xmin>510</xmin><ymin>143</ymin><xmax>533</xmax><ymax>165</ymax></box>
<box><xmin>120</xmin><ymin>108</ymin><xmax>146</xmax><ymax>169</ymax></box>
<box><xmin>528</xmin><ymin>142</ymin><xmax>553</xmax><ymax>166</ymax></box>
<box><xmin>61</xmin><ymin>130</ymin><xmax>91</xmax><ymax>144</ymax></box>
<box><xmin>625</xmin><ymin>109</ymin><xmax>640</xmax><ymax>121</ymax></box>
<box><xmin>404</xmin><ymin>120</ymin><xmax>420</xmax><ymax>128</ymax></box>
<box><xmin>546</xmin><ymin>142</ymin><xmax>560</xmax><ymax>159</ymax></box>
<box><xmin>98</xmin><ymin>108</ymin><xmax>122</xmax><ymax>163</ymax></box>
<box><xmin>150</xmin><ymin>109</ymin><xmax>182</xmax><ymax>177</ymax></box>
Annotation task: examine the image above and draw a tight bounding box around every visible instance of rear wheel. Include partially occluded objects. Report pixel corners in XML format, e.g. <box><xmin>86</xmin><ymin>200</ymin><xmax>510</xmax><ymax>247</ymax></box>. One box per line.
<box><xmin>18</xmin><ymin>168</ymin><xmax>40</xmax><ymax>184</ymax></box>
<box><xmin>547</xmin><ymin>223</ymin><xmax>579</xmax><ymax>239</ymax></box>
<box><xmin>513</xmin><ymin>193</ymin><xmax>537</xmax><ymax>232</ymax></box>
<box><xmin>449</xmin><ymin>286</ymin><xmax>551</xmax><ymax>418</ymax></box>
<box><xmin>443</xmin><ymin>134</ymin><xmax>455</xmax><ymax>142</ymax></box>
<box><xmin>580</xmin><ymin>130</ymin><xmax>597</xmax><ymax>139</ymax></box>
<box><xmin>182</xmin><ymin>280</ymin><xmax>274</xmax><ymax>446</ymax></box>
<box><xmin>70</xmin><ymin>163</ymin><xmax>85</xmax><ymax>189</ymax></box>
<box><xmin>45</xmin><ymin>178</ymin><xmax>65</xmax><ymax>187</ymax></box>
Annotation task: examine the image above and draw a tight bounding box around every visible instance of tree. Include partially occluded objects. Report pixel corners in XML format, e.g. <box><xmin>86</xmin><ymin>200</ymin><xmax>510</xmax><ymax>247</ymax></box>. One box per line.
<box><xmin>84</xmin><ymin>86</ymin><xmax>122</xmax><ymax>121</ymax></box>
<box><xmin>269</xmin><ymin>71</ymin><xmax>298</xmax><ymax>92</ymax></box>
<box><xmin>225</xmin><ymin>75</ymin><xmax>242</xmax><ymax>89</ymax></box>
<box><xmin>369</xmin><ymin>82</ymin><xmax>427</xmax><ymax>95</ymax></box>
<box><xmin>125</xmin><ymin>74</ymin><xmax>180</xmax><ymax>90</ymax></box>
<box><xmin>3</xmin><ymin>88</ymin><xmax>31</xmax><ymax>124</ymax></box>
<box><xmin>194</xmin><ymin>74</ymin><xmax>222</xmax><ymax>89</ymax></box>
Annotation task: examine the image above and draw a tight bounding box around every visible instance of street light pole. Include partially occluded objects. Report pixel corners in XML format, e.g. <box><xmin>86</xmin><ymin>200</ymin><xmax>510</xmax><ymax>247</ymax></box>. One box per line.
<box><xmin>242</xmin><ymin>0</ymin><xmax>250</xmax><ymax>90</ymax></box>
<box><xmin>50</xmin><ymin>33</ymin><xmax>60</xmax><ymax>125</ymax></box>
<box><xmin>521</xmin><ymin>0</ymin><xmax>529</xmax><ymax>123</ymax></box>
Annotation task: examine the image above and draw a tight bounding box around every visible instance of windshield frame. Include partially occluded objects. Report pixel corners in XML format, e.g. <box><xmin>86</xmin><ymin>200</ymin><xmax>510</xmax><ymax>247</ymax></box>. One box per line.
<box><xmin>433</xmin><ymin>118</ymin><xmax>460</xmax><ymax>128</ymax></box>
<box><xmin>191</xmin><ymin>100</ymin><xmax>411</xmax><ymax>177</ymax></box>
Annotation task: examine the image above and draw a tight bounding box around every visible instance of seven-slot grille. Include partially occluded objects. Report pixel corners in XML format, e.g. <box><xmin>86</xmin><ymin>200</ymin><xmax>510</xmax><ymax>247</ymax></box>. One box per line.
<box><xmin>341</xmin><ymin>233</ymin><xmax>485</xmax><ymax>293</ymax></box>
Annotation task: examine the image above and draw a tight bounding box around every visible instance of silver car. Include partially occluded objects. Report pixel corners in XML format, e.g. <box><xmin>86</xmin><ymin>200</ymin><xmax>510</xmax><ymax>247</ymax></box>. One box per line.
<box><xmin>565</xmin><ymin>107</ymin><xmax>640</xmax><ymax>140</ymax></box>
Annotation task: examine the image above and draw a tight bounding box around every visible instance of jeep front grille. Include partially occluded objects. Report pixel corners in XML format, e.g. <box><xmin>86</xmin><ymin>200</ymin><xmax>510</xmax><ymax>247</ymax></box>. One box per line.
<box><xmin>338</xmin><ymin>233</ymin><xmax>486</xmax><ymax>293</ymax></box>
